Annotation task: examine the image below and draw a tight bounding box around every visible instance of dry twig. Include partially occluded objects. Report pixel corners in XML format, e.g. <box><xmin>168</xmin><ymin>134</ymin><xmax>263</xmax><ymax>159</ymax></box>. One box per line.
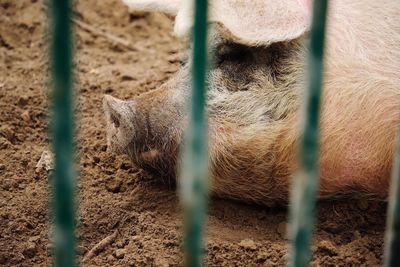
<box><xmin>72</xmin><ymin>18</ymin><xmax>141</xmax><ymax>52</ymax></box>
<box><xmin>83</xmin><ymin>229</ymin><xmax>119</xmax><ymax>262</ymax></box>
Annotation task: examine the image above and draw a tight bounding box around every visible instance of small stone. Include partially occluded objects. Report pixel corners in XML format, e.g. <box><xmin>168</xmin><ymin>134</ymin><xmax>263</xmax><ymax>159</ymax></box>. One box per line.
<box><xmin>36</xmin><ymin>150</ymin><xmax>54</xmax><ymax>171</ymax></box>
<box><xmin>277</xmin><ymin>221</ymin><xmax>288</xmax><ymax>238</ymax></box>
<box><xmin>114</xmin><ymin>248</ymin><xmax>126</xmax><ymax>259</ymax></box>
<box><xmin>239</xmin><ymin>239</ymin><xmax>257</xmax><ymax>250</ymax></box>
<box><xmin>22</xmin><ymin>242</ymin><xmax>37</xmax><ymax>258</ymax></box>
<box><xmin>20</xmin><ymin>110</ymin><xmax>30</xmax><ymax>122</ymax></box>
<box><xmin>0</xmin><ymin>164</ymin><xmax>5</xmax><ymax>171</ymax></box>
<box><xmin>89</xmin><ymin>68</ymin><xmax>100</xmax><ymax>75</ymax></box>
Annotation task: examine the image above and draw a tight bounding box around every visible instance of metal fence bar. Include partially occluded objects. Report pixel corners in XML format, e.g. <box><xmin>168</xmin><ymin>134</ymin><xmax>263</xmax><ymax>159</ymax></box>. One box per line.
<box><xmin>288</xmin><ymin>1</ymin><xmax>328</xmax><ymax>266</ymax></box>
<box><xmin>179</xmin><ymin>0</ymin><xmax>209</xmax><ymax>266</ymax></box>
<box><xmin>384</xmin><ymin>131</ymin><xmax>400</xmax><ymax>266</ymax></box>
<box><xmin>50</xmin><ymin>0</ymin><xmax>76</xmax><ymax>266</ymax></box>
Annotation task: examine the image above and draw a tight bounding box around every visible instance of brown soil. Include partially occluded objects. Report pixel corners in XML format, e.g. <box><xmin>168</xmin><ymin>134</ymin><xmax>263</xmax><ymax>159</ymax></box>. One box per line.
<box><xmin>0</xmin><ymin>0</ymin><xmax>387</xmax><ymax>266</ymax></box>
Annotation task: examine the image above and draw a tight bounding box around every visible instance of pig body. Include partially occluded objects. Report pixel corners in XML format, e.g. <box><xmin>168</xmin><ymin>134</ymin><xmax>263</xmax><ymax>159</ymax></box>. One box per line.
<box><xmin>104</xmin><ymin>0</ymin><xmax>400</xmax><ymax>205</ymax></box>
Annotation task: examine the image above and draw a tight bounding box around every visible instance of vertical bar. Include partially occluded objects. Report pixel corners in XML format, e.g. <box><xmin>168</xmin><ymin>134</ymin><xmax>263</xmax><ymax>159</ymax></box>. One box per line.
<box><xmin>384</xmin><ymin>130</ymin><xmax>400</xmax><ymax>266</ymax></box>
<box><xmin>179</xmin><ymin>0</ymin><xmax>209</xmax><ymax>266</ymax></box>
<box><xmin>50</xmin><ymin>0</ymin><xmax>76</xmax><ymax>266</ymax></box>
<box><xmin>288</xmin><ymin>1</ymin><xmax>328</xmax><ymax>267</ymax></box>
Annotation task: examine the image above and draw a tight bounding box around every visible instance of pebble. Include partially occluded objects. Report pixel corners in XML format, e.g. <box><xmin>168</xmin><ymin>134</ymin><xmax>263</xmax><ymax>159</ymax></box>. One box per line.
<box><xmin>114</xmin><ymin>248</ymin><xmax>126</xmax><ymax>259</ymax></box>
<box><xmin>36</xmin><ymin>150</ymin><xmax>54</xmax><ymax>171</ymax></box>
<box><xmin>239</xmin><ymin>239</ymin><xmax>257</xmax><ymax>250</ymax></box>
<box><xmin>20</xmin><ymin>110</ymin><xmax>30</xmax><ymax>122</ymax></box>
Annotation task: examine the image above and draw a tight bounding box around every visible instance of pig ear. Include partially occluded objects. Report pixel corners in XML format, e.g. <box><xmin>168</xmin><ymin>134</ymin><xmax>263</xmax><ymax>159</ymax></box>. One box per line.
<box><xmin>103</xmin><ymin>95</ymin><xmax>134</xmax><ymax>128</ymax></box>
<box><xmin>122</xmin><ymin>0</ymin><xmax>181</xmax><ymax>15</ymax></box>
<box><xmin>175</xmin><ymin>0</ymin><xmax>312</xmax><ymax>46</ymax></box>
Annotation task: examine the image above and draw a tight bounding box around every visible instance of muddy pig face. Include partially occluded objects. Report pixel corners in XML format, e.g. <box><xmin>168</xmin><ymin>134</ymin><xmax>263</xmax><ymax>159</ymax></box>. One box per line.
<box><xmin>103</xmin><ymin>0</ymin><xmax>311</xmax><ymax>179</ymax></box>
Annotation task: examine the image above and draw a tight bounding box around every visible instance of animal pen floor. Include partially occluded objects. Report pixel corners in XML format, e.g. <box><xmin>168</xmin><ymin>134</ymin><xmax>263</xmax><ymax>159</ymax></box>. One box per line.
<box><xmin>0</xmin><ymin>0</ymin><xmax>387</xmax><ymax>266</ymax></box>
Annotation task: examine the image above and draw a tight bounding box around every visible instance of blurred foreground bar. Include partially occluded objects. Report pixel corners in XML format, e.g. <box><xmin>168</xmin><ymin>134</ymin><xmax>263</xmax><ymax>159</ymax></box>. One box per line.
<box><xmin>384</xmin><ymin>131</ymin><xmax>400</xmax><ymax>266</ymax></box>
<box><xmin>50</xmin><ymin>0</ymin><xmax>76</xmax><ymax>266</ymax></box>
<box><xmin>179</xmin><ymin>0</ymin><xmax>209</xmax><ymax>266</ymax></box>
<box><xmin>288</xmin><ymin>1</ymin><xmax>328</xmax><ymax>267</ymax></box>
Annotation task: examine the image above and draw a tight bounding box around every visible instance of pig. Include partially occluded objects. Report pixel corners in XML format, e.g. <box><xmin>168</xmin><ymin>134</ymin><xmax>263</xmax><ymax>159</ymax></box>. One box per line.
<box><xmin>103</xmin><ymin>0</ymin><xmax>400</xmax><ymax>205</ymax></box>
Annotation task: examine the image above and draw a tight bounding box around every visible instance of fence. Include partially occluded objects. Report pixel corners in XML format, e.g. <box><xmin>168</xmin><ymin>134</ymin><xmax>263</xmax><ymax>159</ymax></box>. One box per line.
<box><xmin>49</xmin><ymin>0</ymin><xmax>400</xmax><ymax>266</ymax></box>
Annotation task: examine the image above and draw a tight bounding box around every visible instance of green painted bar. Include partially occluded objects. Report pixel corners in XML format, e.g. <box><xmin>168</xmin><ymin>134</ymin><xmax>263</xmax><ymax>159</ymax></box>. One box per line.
<box><xmin>288</xmin><ymin>1</ymin><xmax>328</xmax><ymax>267</ymax></box>
<box><xmin>384</xmin><ymin>131</ymin><xmax>400</xmax><ymax>266</ymax></box>
<box><xmin>50</xmin><ymin>0</ymin><xmax>76</xmax><ymax>266</ymax></box>
<box><xmin>179</xmin><ymin>0</ymin><xmax>209</xmax><ymax>266</ymax></box>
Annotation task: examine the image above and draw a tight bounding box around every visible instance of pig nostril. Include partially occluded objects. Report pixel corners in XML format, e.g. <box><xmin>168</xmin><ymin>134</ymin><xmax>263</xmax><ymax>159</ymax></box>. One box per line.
<box><xmin>110</xmin><ymin>113</ymin><xmax>120</xmax><ymax>128</ymax></box>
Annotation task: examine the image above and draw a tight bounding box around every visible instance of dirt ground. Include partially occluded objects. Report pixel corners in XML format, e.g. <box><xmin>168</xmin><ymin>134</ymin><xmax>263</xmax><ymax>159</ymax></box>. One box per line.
<box><xmin>0</xmin><ymin>0</ymin><xmax>388</xmax><ymax>266</ymax></box>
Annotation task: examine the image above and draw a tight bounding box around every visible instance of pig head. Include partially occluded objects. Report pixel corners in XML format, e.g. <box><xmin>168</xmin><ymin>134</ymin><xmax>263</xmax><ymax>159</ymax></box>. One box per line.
<box><xmin>104</xmin><ymin>0</ymin><xmax>400</xmax><ymax>205</ymax></box>
<box><xmin>103</xmin><ymin>69</ymin><xmax>191</xmax><ymax>178</ymax></box>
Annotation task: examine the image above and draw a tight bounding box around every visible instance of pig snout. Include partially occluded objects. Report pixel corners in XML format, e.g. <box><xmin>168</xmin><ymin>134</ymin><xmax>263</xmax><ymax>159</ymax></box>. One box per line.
<box><xmin>103</xmin><ymin>87</ymin><xmax>185</xmax><ymax>178</ymax></box>
<box><xmin>103</xmin><ymin>94</ymin><xmax>136</xmax><ymax>153</ymax></box>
